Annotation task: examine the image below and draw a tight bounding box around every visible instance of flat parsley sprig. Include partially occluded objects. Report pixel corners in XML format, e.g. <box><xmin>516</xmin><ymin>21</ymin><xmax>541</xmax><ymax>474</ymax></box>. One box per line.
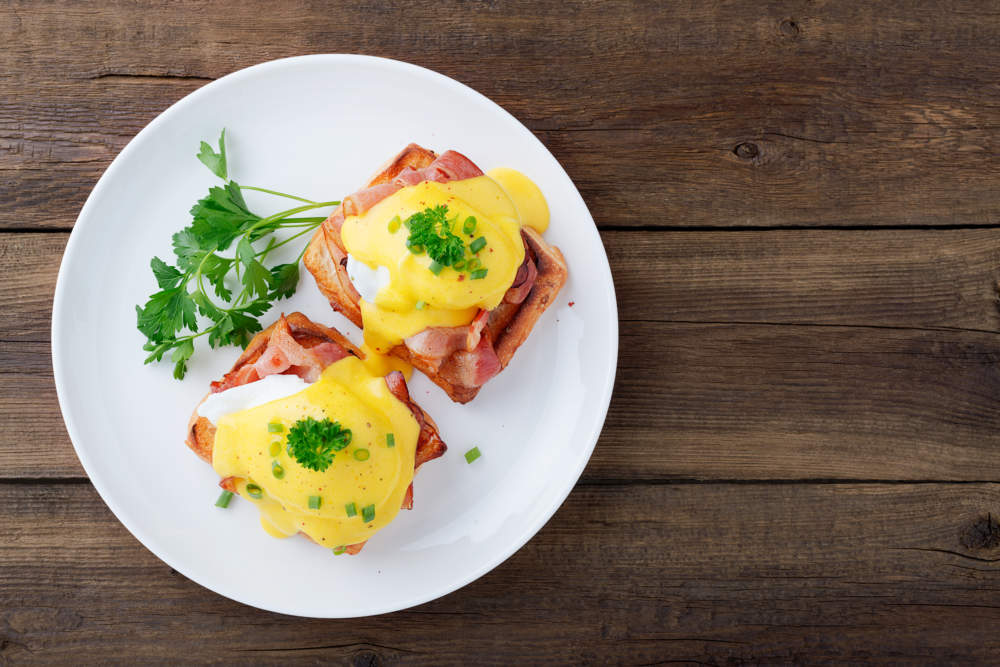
<box><xmin>286</xmin><ymin>417</ymin><xmax>353</xmax><ymax>472</ymax></box>
<box><xmin>137</xmin><ymin>130</ymin><xmax>339</xmax><ymax>379</ymax></box>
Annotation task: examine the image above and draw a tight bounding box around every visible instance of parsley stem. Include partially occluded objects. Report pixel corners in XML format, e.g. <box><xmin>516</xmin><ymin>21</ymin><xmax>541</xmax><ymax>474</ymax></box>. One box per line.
<box><xmin>239</xmin><ymin>185</ymin><xmax>319</xmax><ymax>204</ymax></box>
<box><xmin>243</xmin><ymin>201</ymin><xmax>340</xmax><ymax>239</ymax></box>
<box><xmin>256</xmin><ymin>225</ymin><xmax>322</xmax><ymax>262</ymax></box>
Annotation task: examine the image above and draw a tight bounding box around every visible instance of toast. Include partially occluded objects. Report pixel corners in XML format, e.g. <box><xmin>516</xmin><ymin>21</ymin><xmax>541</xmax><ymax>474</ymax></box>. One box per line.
<box><xmin>303</xmin><ymin>144</ymin><xmax>568</xmax><ymax>403</ymax></box>
<box><xmin>186</xmin><ymin>311</ymin><xmax>447</xmax><ymax>555</ymax></box>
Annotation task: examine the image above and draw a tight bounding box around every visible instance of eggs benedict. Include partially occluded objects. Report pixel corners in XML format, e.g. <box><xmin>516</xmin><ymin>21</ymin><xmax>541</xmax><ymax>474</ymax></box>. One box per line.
<box><xmin>186</xmin><ymin>312</ymin><xmax>446</xmax><ymax>555</ymax></box>
<box><xmin>304</xmin><ymin>144</ymin><xmax>568</xmax><ymax>403</ymax></box>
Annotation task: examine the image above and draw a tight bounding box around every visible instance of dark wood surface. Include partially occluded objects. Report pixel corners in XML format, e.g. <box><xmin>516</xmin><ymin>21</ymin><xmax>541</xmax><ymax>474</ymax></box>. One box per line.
<box><xmin>3</xmin><ymin>1</ymin><xmax>1000</xmax><ymax>663</ymax></box>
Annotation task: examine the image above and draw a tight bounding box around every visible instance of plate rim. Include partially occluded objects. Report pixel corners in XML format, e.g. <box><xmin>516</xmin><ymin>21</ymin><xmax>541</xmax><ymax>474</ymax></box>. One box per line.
<box><xmin>51</xmin><ymin>53</ymin><xmax>619</xmax><ymax>617</ymax></box>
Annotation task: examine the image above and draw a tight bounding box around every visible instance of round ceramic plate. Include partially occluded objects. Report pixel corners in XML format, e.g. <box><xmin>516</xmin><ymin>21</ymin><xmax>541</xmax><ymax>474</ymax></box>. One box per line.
<box><xmin>52</xmin><ymin>55</ymin><xmax>617</xmax><ymax>617</ymax></box>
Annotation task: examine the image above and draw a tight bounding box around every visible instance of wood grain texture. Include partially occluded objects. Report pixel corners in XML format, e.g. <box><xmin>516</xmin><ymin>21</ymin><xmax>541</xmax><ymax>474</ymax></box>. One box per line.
<box><xmin>6</xmin><ymin>0</ymin><xmax>1000</xmax><ymax>661</ymax></box>
<box><xmin>8</xmin><ymin>321</ymin><xmax>1000</xmax><ymax>482</ymax></box>
<box><xmin>3</xmin><ymin>482</ymin><xmax>1000</xmax><ymax>663</ymax></box>
<box><xmin>3</xmin><ymin>1</ymin><xmax>1000</xmax><ymax>229</ymax></box>
<box><xmin>6</xmin><ymin>229</ymin><xmax>1000</xmax><ymax>480</ymax></box>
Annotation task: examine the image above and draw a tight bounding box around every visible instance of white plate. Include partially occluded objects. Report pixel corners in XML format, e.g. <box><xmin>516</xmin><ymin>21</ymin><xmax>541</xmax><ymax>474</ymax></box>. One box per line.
<box><xmin>52</xmin><ymin>55</ymin><xmax>617</xmax><ymax>617</ymax></box>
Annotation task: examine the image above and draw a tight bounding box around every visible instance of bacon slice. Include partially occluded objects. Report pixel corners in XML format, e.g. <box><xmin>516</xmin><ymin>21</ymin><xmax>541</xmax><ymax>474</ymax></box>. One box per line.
<box><xmin>504</xmin><ymin>252</ymin><xmax>538</xmax><ymax>305</ymax></box>
<box><xmin>440</xmin><ymin>330</ymin><xmax>502</xmax><ymax>389</ymax></box>
<box><xmin>210</xmin><ymin>316</ymin><xmax>351</xmax><ymax>392</ymax></box>
<box><xmin>403</xmin><ymin>309</ymin><xmax>490</xmax><ymax>371</ymax></box>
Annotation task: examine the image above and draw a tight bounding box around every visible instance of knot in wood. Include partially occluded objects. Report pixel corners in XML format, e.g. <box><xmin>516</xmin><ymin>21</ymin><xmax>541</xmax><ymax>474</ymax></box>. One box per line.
<box><xmin>780</xmin><ymin>19</ymin><xmax>800</xmax><ymax>37</ymax></box>
<box><xmin>960</xmin><ymin>514</ymin><xmax>1000</xmax><ymax>550</ymax></box>
<box><xmin>733</xmin><ymin>142</ymin><xmax>759</xmax><ymax>160</ymax></box>
<box><xmin>353</xmin><ymin>650</ymin><xmax>382</xmax><ymax>667</ymax></box>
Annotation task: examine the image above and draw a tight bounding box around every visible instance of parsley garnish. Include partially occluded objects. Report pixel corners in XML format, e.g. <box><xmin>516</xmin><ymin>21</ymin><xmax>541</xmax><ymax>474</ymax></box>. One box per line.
<box><xmin>286</xmin><ymin>417</ymin><xmax>353</xmax><ymax>472</ymax></box>
<box><xmin>406</xmin><ymin>205</ymin><xmax>465</xmax><ymax>268</ymax></box>
<box><xmin>137</xmin><ymin>130</ymin><xmax>340</xmax><ymax>379</ymax></box>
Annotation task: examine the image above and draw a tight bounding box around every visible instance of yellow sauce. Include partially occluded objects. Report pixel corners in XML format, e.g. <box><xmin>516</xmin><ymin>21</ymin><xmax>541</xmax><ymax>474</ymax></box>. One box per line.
<box><xmin>212</xmin><ymin>356</ymin><xmax>420</xmax><ymax>547</ymax></box>
<box><xmin>341</xmin><ymin>171</ymin><xmax>548</xmax><ymax>352</ymax></box>
<box><xmin>487</xmin><ymin>168</ymin><xmax>550</xmax><ymax>233</ymax></box>
<box><xmin>359</xmin><ymin>342</ymin><xmax>413</xmax><ymax>381</ymax></box>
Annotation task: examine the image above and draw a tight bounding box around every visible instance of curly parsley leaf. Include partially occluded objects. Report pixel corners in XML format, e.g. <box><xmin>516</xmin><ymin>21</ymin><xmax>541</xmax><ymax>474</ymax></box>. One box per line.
<box><xmin>196</xmin><ymin>128</ymin><xmax>228</xmax><ymax>180</ymax></box>
<box><xmin>406</xmin><ymin>205</ymin><xmax>465</xmax><ymax>267</ymax></box>
<box><xmin>150</xmin><ymin>257</ymin><xmax>183</xmax><ymax>289</ymax></box>
<box><xmin>286</xmin><ymin>417</ymin><xmax>353</xmax><ymax>472</ymax></box>
<box><xmin>269</xmin><ymin>263</ymin><xmax>300</xmax><ymax>300</ymax></box>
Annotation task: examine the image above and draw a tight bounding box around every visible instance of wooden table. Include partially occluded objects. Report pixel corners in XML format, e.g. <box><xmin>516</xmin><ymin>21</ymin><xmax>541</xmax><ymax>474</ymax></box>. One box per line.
<box><xmin>3</xmin><ymin>1</ymin><xmax>1000</xmax><ymax>663</ymax></box>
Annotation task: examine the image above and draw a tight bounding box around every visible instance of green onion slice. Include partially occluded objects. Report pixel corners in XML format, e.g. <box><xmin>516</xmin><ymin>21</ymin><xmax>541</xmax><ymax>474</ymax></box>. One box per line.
<box><xmin>308</xmin><ymin>495</ymin><xmax>322</xmax><ymax>510</ymax></box>
<box><xmin>345</xmin><ymin>502</ymin><xmax>357</xmax><ymax>517</ymax></box>
<box><xmin>361</xmin><ymin>504</ymin><xmax>376</xmax><ymax>523</ymax></box>
<box><xmin>464</xmin><ymin>446</ymin><xmax>482</xmax><ymax>463</ymax></box>
<box><xmin>215</xmin><ymin>490</ymin><xmax>234</xmax><ymax>508</ymax></box>
<box><xmin>353</xmin><ymin>448</ymin><xmax>370</xmax><ymax>461</ymax></box>
<box><xmin>267</xmin><ymin>422</ymin><xmax>284</xmax><ymax>433</ymax></box>
<box><xmin>245</xmin><ymin>483</ymin><xmax>263</xmax><ymax>499</ymax></box>
<box><xmin>428</xmin><ymin>260</ymin><xmax>444</xmax><ymax>275</ymax></box>
<box><xmin>469</xmin><ymin>236</ymin><xmax>487</xmax><ymax>253</ymax></box>
<box><xmin>268</xmin><ymin>441</ymin><xmax>282</xmax><ymax>457</ymax></box>
<box><xmin>387</xmin><ymin>215</ymin><xmax>401</xmax><ymax>233</ymax></box>
<box><xmin>453</xmin><ymin>259</ymin><xmax>466</xmax><ymax>270</ymax></box>
<box><xmin>332</xmin><ymin>546</ymin><xmax>346</xmax><ymax>555</ymax></box>
<box><xmin>271</xmin><ymin>462</ymin><xmax>285</xmax><ymax>479</ymax></box>
<box><xmin>463</xmin><ymin>216</ymin><xmax>477</xmax><ymax>234</ymax></box>
<box><xmin>386</xmin><ymin>433</ymin><xmax>395</xmax><ymax>448</ymax></box>
<box><xmin>470</xmin><ymin>269</ymin><xmax>488</xmax><ymax>280</ymax></box>
<box><xmin>415</xmin><ymin>300</ymin><xmax>426</xmax><ymax>310</ymax></box>
<box><xmin>466</xmin><ymin>257</ymin><xmax>481</xmax><ymax>270</ymax></box>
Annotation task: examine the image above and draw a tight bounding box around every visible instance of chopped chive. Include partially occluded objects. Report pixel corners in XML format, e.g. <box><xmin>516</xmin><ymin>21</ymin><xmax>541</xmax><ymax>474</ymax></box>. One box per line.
<box><xmin>453</xmin><ymin>259</ymin><xmax>466</xmax><ymax>270</ymax></box>
<box><xmin>469</xmin><ymin>236</ymin><xmax>487</xmax><ymax>253</ymax></box>
<box><xmin>308</xmin><ymin>495</ymin><xmax>322</xmax><ymax>510</ymax></box>
<box><xmin>268</xmin><ymin>441</ymin><xmax>282</xmax><ymax>457</ymax></box>
<box><xmin>463</xmin><ymin>216</ymin><xmax>477</xmax><ymax>234</ymax></box>
<box><xmin>215</xmin><ymin>490</ymin><xmax>234</xmax><ymax>508</ymax></box>
<box><xmin>332</xmin><ymin>545</ymin><xmax>346</xmax><ymax>555</ymax></box>
<box><xmin>415</xmin><ymin>300</ymin><xmax>426</xmax><ymax>310</ymax></box>
<box><xmin>428</xmin><ymin>260</ymin><xmax>444</xmax><ymax>275</ymax></box>
<box><xmin>464</xmin><ymin>446</ymin><xmax>482</xmax><ymax>463</ymax></box>
<box><xmin>353</xmin><ymin>448</ymin><xmax>370</xmax><ymax>461</ymax></box>
<box><xmin>361</xmin><ymin>504</ymin><xmax>376</xmax><ymax>523</ymax></box>
<box><xmin>245</xmin><ymin>483</ymin><xmax>263</xmax><ymax>499</ymax></box>
<box><xmin>470</xmin><ymin>268</ymin><xmax>488</xmax><ymax>280</ymax></box>
<box><xmin>267</xmin><ymin>422</ymin><xmax>284</xmax><ymax>433</ymax></box>
<box><xmin>386</xmin><ymin>433</ymin><xmax>395</xmax><ymax>448</ymax></box>
<box><xmin>466</xmin><ymin>257</ymin><xmax>481</xmax><ymax>270</ymax></box>
<box><xmin>271</xmin><ymin>461</ymin><xmax>285</xmax><ymax>479</ymax></box>
<box><xmin>387</xmin><ymin>215</ymin><xmax>401</xmax><ymax>233</ymax></box>
<box><xmin>345</xmin><ymin>502</ymin><xmax>357</xmax><ymax>517</ymax></box>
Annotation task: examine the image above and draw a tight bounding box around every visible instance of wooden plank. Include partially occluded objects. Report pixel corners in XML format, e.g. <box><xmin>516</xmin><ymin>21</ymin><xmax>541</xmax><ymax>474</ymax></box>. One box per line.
<box><xmin>7</xmin><ymin>228</ymin><xmax>1000</xmax><ymax>343</ymax></box>
<box><xmin>606</xmin><ymin>228</ymin><xmax>1000</xmax><ymax>332</ymax></box>
<box><xmin>10</xmin><ymin>320</ymin><xmax>1000</xmax><ymax>481</ymax></box>
<box><xmin>3</xmin><ymin>1</ymin><xmax>1000</xmax><ymax>228</ymax></box>
<box><xmin>7</xmin><ymin>230</ymin><xmax>1000</xmax><ymax>479</ymax></box>
<box><xmin>2</xmin><ymin>482</ymin><xmax>999</xmax><ymax>662</ymax></box>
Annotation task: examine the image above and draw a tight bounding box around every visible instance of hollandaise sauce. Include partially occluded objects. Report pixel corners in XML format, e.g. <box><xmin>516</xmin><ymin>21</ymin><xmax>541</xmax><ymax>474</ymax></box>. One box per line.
<box><xmin>341</xmin><ymin>169</ymin><xmax>549</xmax><ymax>353</ymax></box>
<box><xmin>211</xmin><ymin>356</ymin><xmax>420</xmax><ymax>548</ymax></box>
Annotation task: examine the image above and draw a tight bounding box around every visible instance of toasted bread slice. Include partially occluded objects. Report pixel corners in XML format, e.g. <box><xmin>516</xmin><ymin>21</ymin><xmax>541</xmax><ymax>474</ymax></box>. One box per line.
<box><xmin>303</xmin><ymin>144</ymin><xmax>568</xmax><ymax>403</ymax></box>
<box><xmin>186</xmin><ymin>311</ymin><xmax>447</xmax><ymax>554</ymax></box>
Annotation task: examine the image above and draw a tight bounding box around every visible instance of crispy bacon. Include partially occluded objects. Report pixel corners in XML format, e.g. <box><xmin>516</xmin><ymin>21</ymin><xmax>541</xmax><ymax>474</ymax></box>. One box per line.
<box><xmin>440</xmin><ymin>330</ymin><xmax>502</xmax><ymax>389</ymax></box>
<box><xmin>402</xmin><ymin>309</ymin><xmax>490</xmax><ymax>371</ymax></box>
<box><xmin>504</xmin><ymin>253</ymin><xmax>538</xmax><ymax>305</ymax></box>
<box><xmin>210</xmin><ymin>317</ymin><xmax>351</xmax><ymax>392</ymax></box>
